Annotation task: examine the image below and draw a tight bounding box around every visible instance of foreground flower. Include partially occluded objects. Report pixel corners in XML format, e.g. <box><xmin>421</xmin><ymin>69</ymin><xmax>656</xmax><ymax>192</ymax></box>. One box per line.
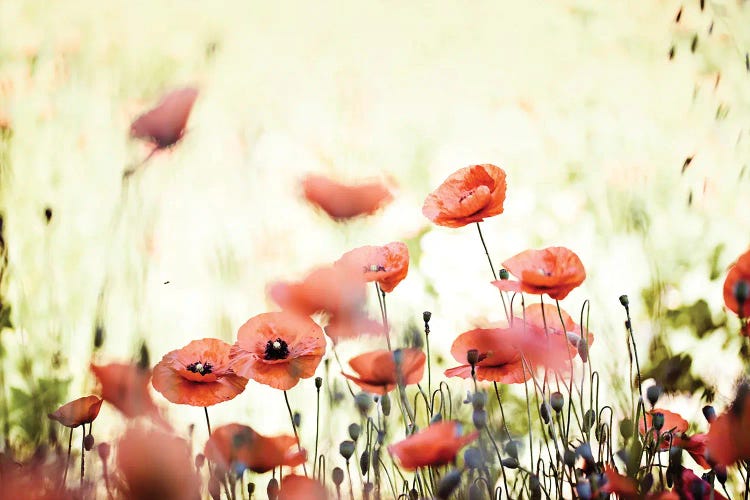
<box><xmin>707</xmin><ymin>381</ymin><xmax>750</xmax><ymax>466</ymax></box>
<box><xmin>117</xmin><ymin>425</ymin><xmax>200</xmax><ymax>500</ymax></box>
<box><xmin>90</xmin><ymin>363</ymin><xmax>163</xmax><ymax>423</ymax></box>
<box><xmin>523</xmin><ymin>303</ymin><xmax>595</xmax><ymax>350</ymax></box>
<box><xmin>388</xmin><ymin>421</ymin><xmax>478</xmax><ymax>470</ymax></box>
<box><xmin>335</xmin><ymin>242</ymin><xmax>410</xmax><ymax>293</ymax></box>
<box><xmin>152</xmin><ymin>338</ymin><xmax>248</xmax><ymax>407</ymax></box>
<box><xmin>301</xmin><ymin>174</ymin><xmax>393</xmax><ymax>220</ymax></box>
<box><xmin>601</xmin><ymin>466</ymin><xmax>679</xmax><ymax>499</ymax></box>
<box><xmin>422</xmin><ymin>164</ymin><xmax>507</xmax><ymax>228</ymax></box>
<box><xmin>674</xmin><ymin>467</ymin><xmax>727</xmax><ymax>499</ymax></box>
<box><xmin>278</xmin><ymin>475</ymin><xmax>328</xmax><ymax>500</ymax></box>
<box><xmin>637</xmin><ymin>409</ymin><xmax>709</xmax><ymax>468</ymax></box>
<box><xmin>0</xmin><ymin>449</ymin><xmax>69</xmax><ymax>500</ymax></box>
<box><xmin>229</xmin><ymin>312</ymin><xmax>326</xmax><ymax>390</ymax></box>
<box><xmin>444</xmin><ymin>327</ymin><xmax>529</xmax><ymax>383</ymax></box>
<box><xmin>723</xmin><ymin>248</ymin><xmax>750</xmax><ymax>319</ymax></box>
<box><xmin>343</xmin><ymin>348</ymin><xmax>425</xmax><ymax>394</ymax></box>
<box><xmin>204</xmin><ymin>423</ymin><xmax>306</xmax><ymax>473</ymax></box>
<box><xmin>130</xmin><ymin>87</ymin><xmax>198</xmax><ymax>149</ymax></box>
<box><xmin>493</xmin><ymin>246</ymin><xmax>586</xmax><ymax>300</ymax></box>
<box><xmin>48</xmin><ymin>396</ymin><xmax>102</xmax><ymax>428</ymax></box>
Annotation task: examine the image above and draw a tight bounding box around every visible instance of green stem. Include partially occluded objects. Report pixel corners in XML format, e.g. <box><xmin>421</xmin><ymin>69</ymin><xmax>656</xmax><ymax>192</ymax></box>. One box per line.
<box><xmin>283</xmin><ymin>391</ymin><xmax>308</xmax><ymax>477</ymax></box>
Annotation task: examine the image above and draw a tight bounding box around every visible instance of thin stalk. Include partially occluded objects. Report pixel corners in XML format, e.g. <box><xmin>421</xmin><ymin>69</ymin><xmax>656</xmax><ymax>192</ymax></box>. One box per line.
<box><xmin>204</xmin><ymin>406</ymin><xmax>212</xmax><ymax>435</ymax></box>
<box><xmin>313</xmin><ymin>382</ymin><xmax>321</xmax><ymax>478</ymax></box>
<box><xmin>80</xmin><ymin>427</ymin><xmax>85</xmax><ymax>487</ymax></box>
<box><xmin>62</xmin><ymin>426</ymin><xmax>73</xmax><ymax>487</ymax></box>
<box><xmin>476</xmin><ymin>222</ymin><xmax>510</xmax><ymax>320</ymax></box>
<box><xmin>346</xmin><ymin>460</ymin><xmax>355</xmax><ymax>500</ymax></box>
<box><xmin>283</xmin><ymin>391</ymin><xmax>308</xmax><ymax>477</ymax></box>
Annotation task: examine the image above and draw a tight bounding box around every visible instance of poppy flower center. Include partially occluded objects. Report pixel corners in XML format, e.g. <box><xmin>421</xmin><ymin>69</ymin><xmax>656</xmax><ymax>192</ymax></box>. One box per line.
<box><xmin>264</xmin><ymin>338</ymin><xmax>290</xmax><ymax>360</ymax></box>
<box><xmin>365</xmin><ymin>264</ymin><xmax>387</xmax><ymax>273</ymax></box>
<box><xmin>186</xmin><ymin>361</ymin><xmax>213</xmax><ymax>375</ymax></box>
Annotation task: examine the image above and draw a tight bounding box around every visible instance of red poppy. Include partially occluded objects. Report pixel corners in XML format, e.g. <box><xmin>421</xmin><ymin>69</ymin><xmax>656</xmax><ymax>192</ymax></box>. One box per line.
<box><xmin>229</xmin><ymin>312</ymin><xmax>326</xmax><ymax>390</ymax></box>
<box><xmin>507</xmin><ymin>318</ymin><xmax>578</xmax><ymax>374</ymax></box>
<box><xmin>301</xmin><ymin>174</ymin><xmax>393</xmax><ymax>220</ymax></box>
<box><xmin>278</xmin><ymin>475</ymin><xmax>328</xmax><ymax>500</ymax></box>
<box><xmin>152</xmin><ymin>338</ymin><xmax>248</xmax><ymax>407</ymax></box>
<box><xmin>674</xmin><ymin>433</ymin><xmax>710</xmax><ymax>469</ymax></box>
<box><xmin>388</xmin><ymin>421</ymin><xmax>478</xmax><ymax>470</ymax></box>
<box><xmin>0</xmin><ymin>450</ymin><xmax>68</xmax><ymax>500</ymax></box>
<box><xmin>444</xmin><ymin>327</ymin><xmax>529</xmax><ymax>383</ymax></box>
<box><xmin>90</xmin><ymin>363</ymin><xmax>164</xmax><ymax>424</ymax></box>
<box><xmin>342</xmin><ymin>348</ymin><xmax>425</xmax><ymax>394</ymax></box>
<box><xmin>422</xmin><ymin>164</ymin><xmax>507</xmax><ymax>228</ymax></box>
<box><xmin>116</xmin><ymin>425</ymin><xmax>201</xmax><ymax>500</ymax></box>
<box><xmin>335</xmin><ymin>242</ymin><xmax>410</xmax><ymax>293</ymax></box>
<box><xmin>600</xmin><ymin>467</ymin><xmax>679</xmax><ymax>500</ymax></box>
<box><xmin>48</xmin><ymin>395</ymin><xmax>102</xmax><ymax>428</ymax></box>
<box><xmin>130</xmin><ymin>87</ymin><xmax>198</xmax><ymax>149</ymax></box>
<box><xmin>707</xmin><ymin>382</ymin><xmax>750</xmax><ymax>466</ymax></box>
<box><xmin>723</xmin><ymin>249</ymin><xmax>750</xmax><ymax>319</ymax></box>
<box><xmin>674</xmin><ymin>467</ymin><xmax>727</xmax><ymax>500</ymax></box>
<box><xmin>639</xmin><ymin>409</ymin><xmax>689</xmax><ymax>442</ymax></box>
<box><xmin>522</xmin><ymin>303</ymin><xmax>595</xmax><ymax>349</ymax></box>
<box><xmin>204</xmin><ymin>423</ymin><xmax>306</xmax><ymax>473</ymax></box>
<box><xmin>494</xmin><ymin>246</ymin><xmax>586</xmax><ymax>300</ymax></box>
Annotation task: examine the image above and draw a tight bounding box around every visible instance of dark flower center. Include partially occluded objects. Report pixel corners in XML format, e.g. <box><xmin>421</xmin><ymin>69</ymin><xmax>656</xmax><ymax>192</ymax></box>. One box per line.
<box><xmin>264</xmin><ymin>338</ymin><xmax>290</xmax><ymax>360</ymax></box>
<box><xmin>363</xmin><ymin>264</ymin><xmax>387</xmax><ymax>273</ymax></box>
<box><xmin>186</xmin><ymin>360</ymin><xmax>213</xmax><ymax>375</ymax></box>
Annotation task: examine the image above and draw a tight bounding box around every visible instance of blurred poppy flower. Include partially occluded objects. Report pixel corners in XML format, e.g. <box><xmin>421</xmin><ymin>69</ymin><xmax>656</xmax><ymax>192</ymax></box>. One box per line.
<box><xmin>335</xmin><ymin>242</ymin><xmax>410</xmax><ymax>293</ymax></box>
<box><xmin>523</xmin><ymin>303</ymin><xmax>594</xmax><ymax>350</ymax></box>
<box><xmin>675</xmin><ymin>433</ymin><xmax>710</xmax><ymax>469</ymax></box>
<box><xmin>117</xmin><ymin>425</ymin><xmax>201</xmax><ymax>500</ymax></box>
<box><xmin>269</xmin><ymin>265</ymin><xmax>381</xmax><ymax>342</ymax></box>
<box><xmin>422</xmin><ymin>164</ymin><xmax>507</xmax><ymax>228</ymax></box>
<box><xmin>278</xmin><ymin>474</ymin><xmax>328</xmax><ymax>500</ymax></box>
<box><xmin>343</xmin><ymin>348</ymin><xmax>425</xmax><ymax>394</ymax></box>
<box><xmin>637</xmin><ymin>409</ymin><xmax>710</xmax><ymax>468</ymax></box>
<box><xmin>0</xmin><ymin>450</ymin><xmax>71</xmax><ymax>500</ymax></box>
<box><xmin>509</xmin><ymin>318</ymin><xmax>578</xmax><ymax>374</ymax></box>
<box><xmin>301</xmin><ymin>174</ymin><xmax>393</xmax><ymax>220</ymax></box>
<box><xmin>444</xmin><ymin>327</ymin><xmax>528</xmax><ymax>383</ymax></box>
<box><xmin>130</xmin><ymin>87</ymin><xmax>198</xmax><ymax>149</ymax></box>
<box><xmin>90</xmin><ymin>363</ymin><xmax>164</xmax><ymax>424</ymax></box>
<box><xmin>388</xmin><ymin>421</ymin><xmax>478</xmax><ymax>470</ymax></box>
<box><xmin>204</xmin><ymin>423</ymin><xmax>306</xmax><ymax>473</ymax></box>
<box><xmin>707</xmin><ymin>381</ymin><xmax>750</xmax><ymax>466</ymax></box>
<box><xmin>48</xmin><ymin>395</ymin><xmax>102</xmax><ymax>428</ymax></box>
<box><xmin>674</xmin><ymin>467</ymin><xmax>727</xmax><ymax>500</ymax></box>
<box><xmin>601</xmin><ymin>466</ymin><xmax>638</xmax><ymax>498</ymax></box>
<box><xmin>493</xmin><ymin>246</ymin><xmax>586</xmax><ymax>300</ymax></box>
<box><xmin>723</xmin><ymin>248</ymin><xmax>750</xmax><ymax>319</ymax></box>
<box><xmin>152</xmin><ymin>338</ymin><xmax>247</xmax><ymax>407</ymax></box>
<box><xmin>229</xmin><ymin>312</ymin><xmax>326</xmax><ymax>390</ymax></box>
<box><xmin>639</xmin><ymin>409</ymin><xmax>689</xmax><ymax>441</ymax></box>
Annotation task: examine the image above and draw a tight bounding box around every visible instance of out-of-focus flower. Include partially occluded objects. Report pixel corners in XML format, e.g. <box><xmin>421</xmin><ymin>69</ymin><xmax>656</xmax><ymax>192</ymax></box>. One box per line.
<box><xmin>388</xmin><ymin>421</ymin><xmax>478</xmax><ymax>470</ymax></box>
<box><xmin>522</xmin><ymin>303</ymin><xmax>594</xmax><ymax>350</ymax></box>
<box><xmin>48</xmin><ymin>396</ymin><xmax>102</xmax><ymax>428</ymax></box>
<box><xmin>152</xmin><ymin>338</ymin><xmax>247</xmax><ymax>407</ymax></box>
<box><xmin>674</xmin><ymin>467</ymin><xmax>727</xmax><ymax>499</ymax></box>
<box><xmin>422</xmin><ymin>164</ymin><xmax>507</xmax><ymax>228</ymax></box>
<box><xmin>0</xmin><ymin>449</ymin><xmax>69</xmax><ymax>500</ymax></box>
<box><xmin>600</xmin><ymin>466</ymin><xmax>680</xmax><ymax>499</ymax></box>
<box><xmin>301</xmin><ymin>174</ymin><xmax>393</xmax><ymax>220</ymax></box>
<box><xmin>130</xmin><ymin>87</ymin><xmax>198</xmax><ymax>149</ymax></box>
<box><xmin>204</xmin><ymin>423</ymin><xmax>306</xmax><ymax>473</ymax></box>
<box><xmin>723</xmin><ymin>248</ymin><xmax>750</xmax><ymax>319</ymax></box>
<box><xmin>116</xmin><ymin>425</ymin><xmax>201</xmax><ymax>500</ymax></box>
<box><xmin>90</xmin><ymin>363</ymin><xmax>164</xmax><ymax>424</ymax></box>
<box><xmin>229</xmin><ymin>312</ymin><xmax>326</xmax><ymax>390</ymax></box>
<box><xmin>639</xmin><ymin>409</ymin><xmax>689</xmax><ymax>442</ymax></box>
<box><xmin>707</xmin><ymin>382</ymin><xmax>750</xmax><ymax>466</ymax></box>
<box><xmin>277</xmin><ymin>474</ymin><xmax>328</xmax><ymax>500</ymax></box>
<box><xmin>444</xmin><ymin>327</ymin><xmax>528</xmax><ymax>383</ymax></box>
<box><xmin>335</xmin><ymin>242</ymin><xmax>409</xmax><ymax>293</ymax></box>
<box><xmin>342</xmin><ymin>348</ymin><xmax>425</xmax><ymax>394</ymax></box>
<box><xmin>493</xmin><ymin>246</ymin><xmax>586</xmax><ymax>300</ymax></box>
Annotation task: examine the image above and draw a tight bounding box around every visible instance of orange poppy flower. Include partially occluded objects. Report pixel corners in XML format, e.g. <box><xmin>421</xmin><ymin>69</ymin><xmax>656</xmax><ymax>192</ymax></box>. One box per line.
<box><xmin>674</xmin><ymin>467</ymin><xmax>727</xmax><ymax>500</ymax></box>
<box><xmin>494</xmin><ymin>246</ymin><xmax>586</xmax><ymax>300</ymax></box>
<box><xmin>90</xmin><ymin>363</ymin><xmax>164</xmax><ymax>424</ymax></box>
<box><xmin>335</xmin><ymin>242</ymin><xmax>410</xmax><ymax>293</ymax></box>
<box><xmin>639</xmin><ymin>409</ymin><xmax>688</xmax><ymax>444</ymax></box>
<box><xmin>523</xmin><ymin>303</ymin><xmax>595</xmax><ymax>349</ymax></box>
<box><xmin>48</xmin><ymin>395</ymin><xmax>102</xmax><ymax>428</ymax></box>
<box><xmin>601</xmin><ymin>466</ymin><xmax>638</xmax><ymax>498</ymax></box>
<box><xmin>0</xmin><ymin>450</ymin><xmax>68</xmax><ymax>500</ymax></box>
<box><xmin>507</xmin><ymin>318</ymin><xmax>578</xmax><ymax>374</ymax></box>
<box><xmin>707</xmin><ymin>383</ymin><xmax>750</xmax><ymax>466</ymax></box>
<box><xmin>342</xmin><ymin>348</ymin><xmax>425</xmax><ymax>394</ymax></box>
<box><xmin>388</xmin><ymin>421</ymin><xmax>478</xmax><ymax>470</ymax></box>
<box><xmin>301</xmin><ymin>174</ymin><xmax>393</xmax><ymax>221</ymax></box>
<box><xmin>204</xmin><ymin>423</ymin><xmax>306</xmax><ymax>473</ymax></box>
<box><xmin>723</xmin><ymin>249</ymin><xmax>750</xmax><ymax>318</ymax></box>
<box><xmin>444</xmin><ymin>328</ymin><xmax>529</xmax><ymax>384</ymax></box>
<box><xmin>152</xmin><ymin>338</ymin><xmax>248</xmax><ymax>407</ymax></box>
<box><xmin>674</xmin><ymin>433</ymin><xmax>710</xmax><ymax>469</ymax></box>
<box><xmin>278</xmin><ymin>475</ymin><xmax>328</xmax><ymax>500</ymax></box>
<box><xmin>422</xmin><ymin>164</ymin><xmax>507</xmax><ymax>228</ymax></box>
<box><xmin>229</xmin><ymin>312</ymin><xmax>326</xmax><ymax>390</ymax></box>
<box><xmin>117</xmin><ymin>425</ymin><xmax>201</xmax><ymax>500</ymax></box>
<box><xmin>130</xmin><ymin>87</ymin><xmax>198</xmax><ymax>149</ymax></box>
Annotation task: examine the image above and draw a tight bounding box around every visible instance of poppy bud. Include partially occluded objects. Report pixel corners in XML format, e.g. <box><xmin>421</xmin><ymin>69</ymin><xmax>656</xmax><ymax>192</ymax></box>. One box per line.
<box><xmin>409</xmin><ymin>489</ymin><xmax>419</xmax><ymax>500</ymax></box>
<box><xmin>97</xmin><ymin>442</ymin><xmax>110</xmax><ymax>461</ymax></box>
<box><xmin>423</xmin><ymin>311</ymin><xmax>432</xmax><ymax>323</ymax></box>
<box><xmin>652</xmin><ymin>412</ymin><xmax>665</xmax><ymax>431</ymax></box>
<box><xmin>195</xmin><ymin>453</ymin><xmax>205</xmax><ymax>469</ymax></box>
<box><xmin>267</xmin><ymin>477</ymin><xmax>279</xmax><ymax>500</ymax></box>
<box><xmin>640</xmin><ymin>472</ymin><xmax>653</xmax><ymax>493</ymax></box>
<box><xmin>137</xmin><ymin>341</ymin><xmax>150</xmax><ymax>370</ymax></box>
<box><xmin>247</xmin><ymin>483</ymin><xmax>255</xmax><ymax>497</ymax></box>
<box><xmin>377</xmin><ymin>430</ymin><xmax>385</xmax><ymax>445</ymax></box>
<box><xmin>94</xmin><ymin>324</ymin><xmax>105</xmax><ymax>349</ymax></box>
<box><xmin>499</xmin><ymin>269</ymin><xmax>510</xmax><ymax>280</ymax></box>
<box><xmin>619</xmin><ymin>295</ymin><xmax>629</xmax><ymax>307</ymax></box>
<box><xmin>380</xmin><ymin>393</ymin><xmax>391</xmax><ymax>416</ymax></box>
<box><xmin>550</xmin><ymin>392</ymin><xmax>564</xmax><ymax>413</ymax></box>
<box><xmin>436</xmin><ymin>469</ymin><xmax>462</xmax><ymax>499</ymax></box>
<box><xmin>355</xmin><ymin>392</ymin><xmax>373</xmax><ymax>415</ymax></box>
<box><xmin>360</xmin><ymin>449</ymin><xmax>370</xmax><ymax>474</ymax></box>
<box><xmin>646</xmin><ymin>385</ymin><xmax>662</xmax><ymax>407</ymax></box>
<box><xmin>339</xmin><ymin>440</ymin><xmax>356</xmax><ymax>461</ymax></box>
<box><xmin>620</xmin><ymin>418</ymin><xmax>633</xmax><ymax>439</ymax></box>
<box><xmin>583</xmin><ymin>409</ymin><xmax>596</xmax><ymax>432</ymax></box>
<box><xmin>576</xmin><ymin>481</ymin><xmax>592</xmax><ymax>500</ymax></box>
<box><xmin>348</xmin><ymin>423</ymin><xmax>361</xmax><ymax>441</ymax></box>
<box><xmin>502</xmin><ymin>457</ymin><xmax>519</xmax><ymax>469</ymax></box>
<box><xmin>466</xmin><ymin>349</ymin><xmax>480</xmax><ymax>366</ymax></box>
<box><xmin>472</xmin><ymin>409</ymin><xmax>487</xmax><ymax>429</ymax></box>
<box><xmin>431</xmin><ymin>412</ymin><xmax>443</xmax><ymax>424</ymax></box>
<box><xmin>735</xmin><ymin>281</ymin><xmax>749</xmax><ymax>309</ymax></box>
<box><xmin>563</xmin><ymin>449</ymin><xmax>576</xmax><ymax>468</ymax></box>
<box><xmin>332</xmin><ymin>467</ymin><xmax>345</xmax><ymax>486</ymax></box>
<box><xmin>504</xmin><ymin>440</ymin><xmax>519</xmax><ymax>459</ymax></box>
<box><xmin>472</xmin><ymin>392</ymin><xmax>487</xmax><ymax>411</ymax></box>
<box><xmin>464</xmin><ymin>447</ymin><xmax>483</xmax><ymax>469</ymax></box>
<box><xmin>209</xmin><ymin>474</ymin><xmax>222</xmax><ymax>500</ymax></box>
<box><xmin>577</xmin><ymin>338</ymin><xmax>589</xmax><ymax>363</ymax></box>
<box><xmin>84</xmin><ymin>434</ymin><xmax>95</xmax><ymax>451</ymax></box>
<box><xmin>716</xmin><ymin>464</ymin><xmax>727</xmax><ymax>484</ymax></box>
<box><xmin>576</xmin><ymin>443</ymin><xmax>594</xmax><ymax>466</ymax></box>
<box><xmin>468</xmin><ymin>483</ymin><xmax>483</xmax><ymax>500</ymax></box>
<box><xmin>293</xmin><ymin>411</ymin><xmax>301</xmax><ymax>428</ymax></box>
<box><xmin>540</xmin><ymin>402</ymin><xmax>551</xmax><ymax>424</ymax></box>
<box><xmin>702</xmin><ymin>405</ymin><xmax>717</xmax><ymax>424</ymax></box>
<box><xmin>315</xmin><ymin>376</ymin><xmax>323</xmax><ymax>390</ymax></box>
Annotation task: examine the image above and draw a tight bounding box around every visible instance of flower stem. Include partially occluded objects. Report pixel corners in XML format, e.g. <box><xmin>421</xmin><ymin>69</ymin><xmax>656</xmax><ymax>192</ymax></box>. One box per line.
<box><xmin>313</xmin><ymin>382</ymin><xmax>321</xmax><ymax>478</ymax></box>
<box><xmin>476</xmin><ymin>222</ymin><xmax>510</xmax><ymax>321</ymax></box>
<box><xmin>375</xmin><ymin>283</ymin><xmax>392</xmax><ymax>351</ymax></box>
<box><xmin>62</xmin><ymin>426</ymin><xmax>72</xmax><ymax>488</ymax></box>
<box><xmin>204</xmin><ymin>406</ymin><xmax>212</xmax><ymax>435</ymax></box>
<box><xmin>283</xmin><ymin>390</ymin><xmax>308</xmax><ymax>477</ymax></box>
<box><xmin>80</xmin><ymin>426</ymin><xmax>85</xmax><ymax>487</ymax></box>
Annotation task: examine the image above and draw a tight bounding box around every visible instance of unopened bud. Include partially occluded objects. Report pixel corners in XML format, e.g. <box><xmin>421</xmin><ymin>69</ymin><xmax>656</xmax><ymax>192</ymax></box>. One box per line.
<box><xmin>640</xmin><ymin>472</ymin><xmax>654</xmax><ymax>494</ymax></box>
<box><xmin>620</xmin><ymin>418</ymin><xmax>633</xmax><ymax>439</ymax></box>
<box><xmin>468</xmin><ymin>484</ymin><xmax>483</xmax><ymax>500</ymax></box>
<box><xmin>583</xmin><ymin>409</ymin><xmax>596</xmax><ymax>431</ymax></box>
<box><xmin>409</xmin><ymin>489</ymin><xmax>418</xmax><ymax>500</ymax></box>
<box><xmin>423</xmin><ymin>311</ymin><xmax>432</xmax><ymax>323</ymax></box>
<box><xmin>84</xmin><ymin>434</ymin><xmax>95</xmax><ymax>451</ymax></box>
<box><xmin>619</xmin><ymin>295</ymin><xmax>629</xmax><ymax>307</ymax></box>
<box><xmin>646</xmin><ymin>385</ymin><xmax>662</xmax><ymax>407</ymax></box>
<box><xmin>550</xmin><ymin>392</ymin><xmax>564</xmax><ymax>413</ymax></box>
<box><xmin>355</xmin><ymin>392</ymin><xmax>373</xmax><ymax>415</ymax></box>
<box><xmin>702</xmin><ymin>405</ymin><xmax>717</xmax><ymax>424</ymax></box>
<box><xmin>499</xmin><ymin>269</ymin><xmax>510</xmax><ymax>280</ymax></box>
<box><xmin>716</xmin><ymin>464</ymin><xmax>728</xmax><ymax>484</ymax></box>
<box><xmin>436</xmin><ymin>469</ymin><xmax>462</xmax><ymax>499</ymax></box>
<box><xmin>576</xmin><ymin>481</ymin><xmax>592</xmax><ymax>500</ymax></box>
<box><xmin>267</xmin><ymin>477</ymin><xmax>279</xmax><ymax>500</ymax></box>
<box><xmin>652</xmin><ymin>412</ymin><xmax>665</xmax><ymax>431</ymax></box>
<box><xmin>339</xmin><ymin>440</ymin><xmax>356</xmax><ymax>461</ymax></box>
<box><xmin>348</xmin><ymin>423</ymin><xmax>361</xmax><ymax>441</ymax></box>
<box><xmin>332</xmin><ymin>467</ymin><xmax>345</xmax><ymax>486</ymax></box>
<box><xmin>360</xmin><ymin>449</ymin><xmax>370</xmax><ymax>474</ymax></box>
<box><xmin>431</xmin><ymin>412</ymin><xmax>443</xmax><ymax>424</ymax></box>
<box><xmin>380</xmin><ymin>393</ymin><xmax>391</xmax><ymax>416</ymax></box>
<box><xmin>464</xmin><ymin>447</ymin><xmax>483</xmax><ymax>469</ymax></box>
<box><xmin>577</xmin><ymin>338</ymin><xmax>589</xmax><ymax>363</ymax></box>
<box><xmin>472</xmin><ymin>409</ymin><xmax>487</xmax><ymax>429</ymax></box>
<box><xmin>502</xmin><ymin>457</ymin><xmax>519</xmax><ymax>469</ymax></box>
<box><xmin>293</xmin><ymin>412</ymin><xmax>301</xmax><ymax>428</ymax></box>
<box><xmin>504</xmin><ymin>440</ymin><xmax>518</xmax><ymax>459</ymax></box>
<box><xmin>209</xmin><ymin>474</ymin><xmax>222</xmax><ymax>500</ymax></box>
<box><xmin>540</xmin><ymin>402</ymin><xmax>551</xmax><ymax>424</ymax></box>
<box><xmin>315</xmin><ymin>376</ymin><xmax>323</xmax><ymax>389</ymax></box>
<box><xmin>563</xmin><ymin>449</ymin><xmax>576</xmax><ymax>467</ymax></box>
<box><xmin>576</xmin><ymin>443</ymin><xmax>594</xmax><ymax>465</ymax></box>
<box><xmin>472</xmin><ymin>392</ymin><xmax>487</xmax><ymax>411</ymax></box>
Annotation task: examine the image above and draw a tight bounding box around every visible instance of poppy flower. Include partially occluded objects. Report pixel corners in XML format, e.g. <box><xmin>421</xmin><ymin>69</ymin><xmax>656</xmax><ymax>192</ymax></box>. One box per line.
<box><xmin>444</xmin><ymin>327</ymin><xmax>529</xmax><ymax>383</ymax></box>
<box><xmin>152</xmin><ymin>338</ymin><xmax>248</xmax><ymax>407</ymax></box>
<box><xmin>342</xmin><ymin>348</ymin><xmax>425</xmax><ymax>394</ymax></box>
<box><xmin>335</xmin><ymin>242</ymin><xmax>410</xmax><ymax>293</ymax></box>
<box><xmin>48</xmin><ymin>395</ymin><xmax>103</xmax><ymax>428</ymax></box>
<box><xmin>229</xmin><ymin>312</ymin><xmax>326</xmax><ymax>390</ymax></box>
<box><xmin>278</xmin><ymin>475</ymin><xmax>328</xmax><ymax>500</ymax></box>
<box><xmin>674</xmin><ymin>433</ymin><xmax>710</xmax><ymax>469</ymax></box>
<box><xmin>723</xmin><ymin>249</ymin><xmax>750</xmax><ymax>319</ymax></box>
<box><xmin>301</xmin><ymin>174</ymin><xmax>393</xmax><ymax>220</ymax></box>
<box><xmin>388</xmin><ymin>421</ymin><xmax>478</xmax><ymax>470</ymax></box>
<box><xmin>117</xmin><ymin>425</ymin><xmax>201</xmax><ymax>500</ymax></box>
<box><xmin>422</xmin><ymin>164</ymin><xmax>507</xmax><ymax>228</ymax></box>
<box><xmin>522</xmin><ymin>303</ymin><xmax>595</xmax><ymax>350</ymax></box>
<box><xmin>130</xmin><ymin>87</ymin><xmax>198</xmax><ymax>149</ymax></box>
<box><xmin>673</xmin><ymin>467</ymin><xmax>727</xmax><ymax>500</ymax></box>
<box><xmin>90</xmin><ymin>363</ymin><xmax>164</xmax><ymax>424</ymax></box>
<box><xmin>0</xmin><ymin>449</ymin><xmax>69</xmax><ymax>500</ymax></box>
<box><xmin>204</xmin><ymin>423</ymin><xmax>306</xmax><ymax>473</ymax></box>
<box><xmin>508</xmin><ymin>318</ymin><xmax>578</xmax><ymax>374</ymax></box>
<box><xmin>707</xmin><ymin>382</ymin><xmax>750</xmax><ymax>466</ymax></box>
<box><xmin>493</xmin><ymin>246</ymin><xmax>586</xmax><ymax>300</ymax></box>
<box><xmin>601</xmin><ymin>466</ymin><xmax>638</xmax><ymax>498</ymax></box>
<box><xmin>639</xmin><ymin>409</ymin><xmax>689</xmax><ymax>442</ymax></box>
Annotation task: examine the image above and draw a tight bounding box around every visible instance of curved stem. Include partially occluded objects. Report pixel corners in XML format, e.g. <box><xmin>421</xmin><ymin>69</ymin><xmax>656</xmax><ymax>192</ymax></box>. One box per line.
<box><xmin>283</xmin><ymin>391</ymin><xmax>308</xmax><ymax>477</ymax></box>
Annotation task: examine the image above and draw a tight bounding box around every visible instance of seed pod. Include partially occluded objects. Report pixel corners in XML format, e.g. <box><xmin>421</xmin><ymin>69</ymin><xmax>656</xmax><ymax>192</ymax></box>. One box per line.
<box><xmin>84</xmin><ymin>434</ymin><xmax>95</xmax><ymax>451</ymax></box>
<box><xmin>423</xmin><ymin>311</ymin><xmax>432</xmax><ymax>323</ymax></box>
<box><xmin>550</xmin><ymin>392</ymin><xmax>564</xmax><ymax>413</ymax></box>
<box><xmin>339</xmin><ymin>440</ymin><xmax>355</xmax><ymax>461</ymax></box>
<box><xmin>332</xmin><ymin>467</ymin><xmax>344</xmax><ymax>486</ymax></box>
<box><xmin>472</xmin><ymin>409</ymin><xmax>487</xmax><ymax>429</ymax></box>
<box><xmin>436</xmin><ymin>469</ymin><xmax>462</xmax><ymax>499</ymax></box>
<box><xmin>466</xmin><ymin>349</ymin><xmax>479</xmax><ymax>366</ymax></box>
<box><xmin>267</xmin><ymin>478</ymin><xmax>279</xmax><ymax>500</ymax></box>
<box><xmin>540</xmin><ymin>402</ymin><xmax>551</xmax><ymax>424</ymax></box>
<box><xmin>583</xmin><ymin>409</ymin><xmax>596</xmax><ymax>431</ymax></box>
<box><xmin>360</xmin><ymin>449</ymin><xmax>370</xmax><ymax>475</ymax></box>
<box><xmin>646</xmin><ymin>385</ymin><xmax>662</xmax><ymax>407</ymax></box>
<box><xmin>380</xmin><ymin>393</ymin><xmax>391</xmax><ymax>416</ymax></box>
<box><xmin>315</xmin><ymin>376</ymin><xmax>323</xmax><ymax>389</ymax></box>
<box><xmin>355</xmin><ymin>392</ymin><xmax>373</xmax><ymax>415</ymax></box>
<box><xmin>619</xmin><ymin>295</ymin><xmax>629</xmax><ymax>307</ymax></box>
<box><xmin>247</xmin><ymin>482</ymin><xmax>255</xmax><ymax>497</ymax></box>
<box><xmin>348</xmin><ymin>423</ymin><xmax>361</xmax><ymax>442</ymax></box>
<box><xmin>499</xmin><ymin>269</ymin><xmax>510</xmax><ymax>280</ymax></box>
<box><xmin>464</xmin><ymin>447</ymin><xmax>483</xmax><ymax>469</ymax></box>
<box><xmin>502</xmin><ymin>457</ymin><xmax>519</xmax><ymax>469</ymax></box>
